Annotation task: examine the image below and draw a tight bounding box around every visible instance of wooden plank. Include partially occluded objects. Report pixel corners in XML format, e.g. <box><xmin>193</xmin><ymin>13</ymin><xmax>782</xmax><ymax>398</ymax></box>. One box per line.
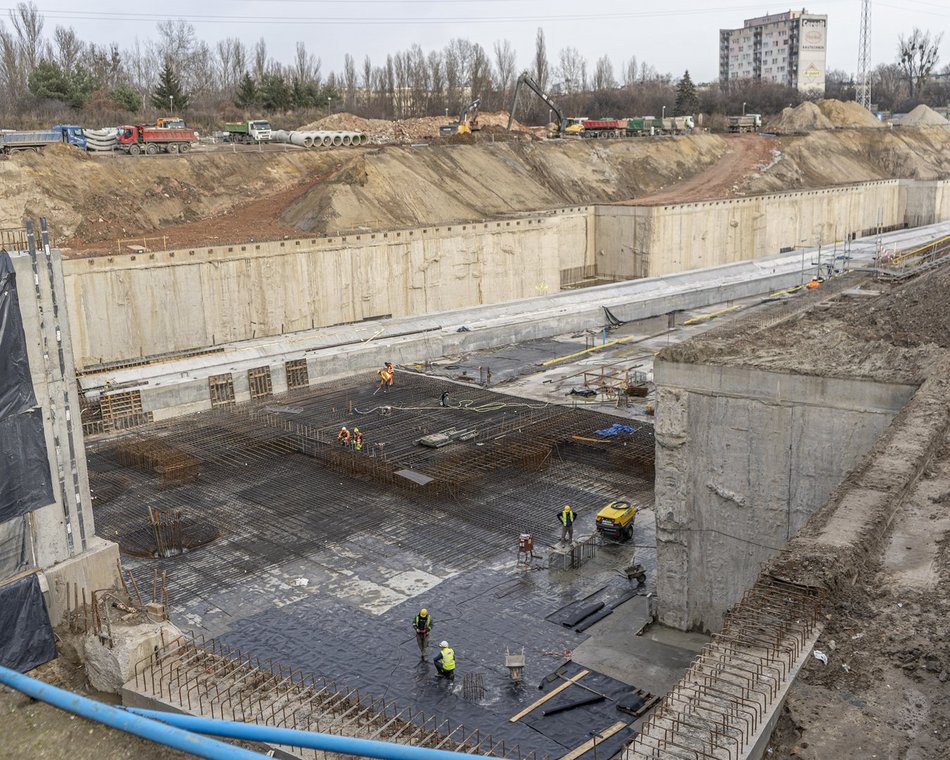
<box><xmin>508</xmin><ymin>669</ymin><xmax>590</xmax><ymax>723</ymax></box>
<box><xmin>559</xmin><ymin>721</ymin><xmax>628</xmax><ymax>760</ymax></box>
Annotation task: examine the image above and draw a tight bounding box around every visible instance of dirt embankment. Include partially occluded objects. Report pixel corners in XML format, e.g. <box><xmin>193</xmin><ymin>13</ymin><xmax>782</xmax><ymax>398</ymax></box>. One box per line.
<box><xmin>1</xmin><ymin>126</ymin><xmax>948</xmax><ymax>255</ymax></box>
<box><xmin>745</xmin><ymin>127</ymin><xmax>950</xmax><ymax>193</ymax></box>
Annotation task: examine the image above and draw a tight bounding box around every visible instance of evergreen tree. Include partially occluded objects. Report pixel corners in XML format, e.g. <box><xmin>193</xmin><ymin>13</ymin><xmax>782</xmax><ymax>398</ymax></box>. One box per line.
<box><xmin>150</xmin><ymin>59</ymin><xmax>189</xmax><ymax>111</ymax></box>
<box><xmin>674</xmin><ymin>70</ymin><xmax>699</xmax><ymax>116</ymax></box>
<box><xmin>235</xmin><ymin>72</ymin><xmax>258</xmax><ymax>108</ymax></box>
<box><xmin>108</xmin><ymin>82</ymin><xmax>143</xmax><ymax>112</ymax></box>
<box><xmin>258</xmin><ymin>72</ymin><xmax>291</xmax><ymax>111</ymax></box>
<box><xmin>28</xmin><ymin>60</ymin><xmax>70</xmax><ymax>102</ymax></box>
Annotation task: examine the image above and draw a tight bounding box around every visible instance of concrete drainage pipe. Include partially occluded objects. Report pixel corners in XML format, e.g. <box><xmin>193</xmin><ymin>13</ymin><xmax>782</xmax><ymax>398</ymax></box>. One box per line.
<box><xmin>341</xmin><ymin>134</ymin><xmax>353</xmax><ymax>146</ymax></box>
<box><xmin>271</xmin><ymin>130</ymin><xmax>290</xmax><ymax>143</ymax></box>
<box><xmin>331</xmin><ymin>134</ymin><xmax>344</xmax><ymax>147</ymax></box>
<box><xmin>289</xmin><ymin>132</ymin><xmax>314</xmax><ymax>148</ymax></box>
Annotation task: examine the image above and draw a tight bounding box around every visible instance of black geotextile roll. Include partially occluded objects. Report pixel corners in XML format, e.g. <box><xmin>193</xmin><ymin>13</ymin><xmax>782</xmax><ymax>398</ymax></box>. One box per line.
<box><xmin>561</xmin><ymin>601</ymin><xmax>605</xmax><ymax>628</ymax></box>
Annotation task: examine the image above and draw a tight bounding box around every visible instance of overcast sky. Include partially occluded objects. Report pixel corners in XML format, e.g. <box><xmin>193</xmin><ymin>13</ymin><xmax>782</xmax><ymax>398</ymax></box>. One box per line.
<box><xmin>11</xmin><ymin>0</ymin><xmax>950</xmax><ymax>81</ymax></box>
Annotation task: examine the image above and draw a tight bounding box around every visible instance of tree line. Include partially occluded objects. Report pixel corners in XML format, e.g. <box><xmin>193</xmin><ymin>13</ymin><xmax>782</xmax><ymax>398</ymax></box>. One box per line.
<box><xmin>0</xmin><ymin>2</ymin><xmax>946</xmax><ymax>131</ymax></box>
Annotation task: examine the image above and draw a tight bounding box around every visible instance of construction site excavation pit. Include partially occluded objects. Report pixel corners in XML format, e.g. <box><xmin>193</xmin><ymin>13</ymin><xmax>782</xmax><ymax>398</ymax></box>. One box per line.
<box><xmin>91</xmin><ymin>371</ymin><xmax>703</xmax><ymax>758</ymax></box>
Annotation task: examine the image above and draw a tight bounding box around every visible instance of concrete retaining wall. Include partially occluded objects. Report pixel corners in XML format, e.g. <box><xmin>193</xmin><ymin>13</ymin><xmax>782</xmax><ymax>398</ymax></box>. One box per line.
<box><xmin>63</xmin><ymin>180</ymin><xmax>950</xmax><ymax>369</ymax></box>
<box><xmin>597</xmin><ymin>180</ymin><xmax>907</xmax><ymax>279</ymax></box>
<box><xmin>653</xmin><ymin>360</ymin><xmax>916</xmax><ymax>633</ymax></box>
<box><xmin>63</xmin><ymin>211</ymin><xmax>590</xmax><ymax>368</ymax></box>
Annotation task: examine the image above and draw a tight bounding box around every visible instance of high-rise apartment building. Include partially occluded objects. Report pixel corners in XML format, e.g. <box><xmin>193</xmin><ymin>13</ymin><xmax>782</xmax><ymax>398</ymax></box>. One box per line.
<box><xmin>719</xmin><ymin>9</ymin><xmax>828</xmax><ymax>95</ymax></box>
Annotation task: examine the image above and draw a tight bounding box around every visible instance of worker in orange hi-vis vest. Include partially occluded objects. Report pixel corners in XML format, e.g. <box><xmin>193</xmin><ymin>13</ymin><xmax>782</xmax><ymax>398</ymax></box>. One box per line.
<box><xmin>376</xmin><ymin>362</ymin><xmax>395</xmax><ymax>394</ymax></box>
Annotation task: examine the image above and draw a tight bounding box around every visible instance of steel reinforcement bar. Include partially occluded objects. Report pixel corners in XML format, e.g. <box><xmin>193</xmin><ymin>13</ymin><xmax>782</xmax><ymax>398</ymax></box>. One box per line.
<box><xmin>131</xmin><ymin>633</ymin><xmax>543</xmax><ymax>760</ymax></box>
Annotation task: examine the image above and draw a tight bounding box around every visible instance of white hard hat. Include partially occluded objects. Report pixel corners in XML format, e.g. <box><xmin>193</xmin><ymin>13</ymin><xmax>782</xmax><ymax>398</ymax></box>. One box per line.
<box><xmin>439</xmin><ymin>640</ymin><xmax>449</xmax><ymax>648</ymax></box>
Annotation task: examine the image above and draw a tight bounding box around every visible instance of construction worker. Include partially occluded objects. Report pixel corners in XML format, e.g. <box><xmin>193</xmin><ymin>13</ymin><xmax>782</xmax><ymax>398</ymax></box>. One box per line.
<box><xmin>377</xmin><ymin>363</ymin><xmax>394</xmax><ymax>393</ymax></box>
<box><xmin>558</xmin><ymin>504</ymin><xmax>576</xmax><ymax>543</ymax></box>
<box><xmin>434</xmin><ymin>640</ymin><xmax>456</xmax><ymax>679</ymax></box>
<box><xmin>806</xmin><ymin>278</ymin><xmax>821</xmax><ymax>290</ymax></box>
<box><xmin>337</xmin><ymin>426</ymin><xmax>351</xmax><ymax>446</ymax></box>
<box><xmin>440</xmin><ymin>391</ymin><xmax>449</xmax><ymax>407</ymax></box>
<box><xmin>413</xmin><ymin>608</ymin><xmax>432</xmax><ymax>659</ymax></box>
<box><xmin>352</xmin><ymin>427</ymin><xmax>364</xmax><ymax>451</ymax></box>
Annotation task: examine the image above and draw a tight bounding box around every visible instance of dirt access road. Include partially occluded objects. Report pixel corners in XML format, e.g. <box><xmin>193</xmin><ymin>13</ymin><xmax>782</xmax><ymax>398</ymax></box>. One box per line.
<box><xmin>626</xmin><ymin>133</ymin><xmax>779</xmax><ymax>204</ymax></box>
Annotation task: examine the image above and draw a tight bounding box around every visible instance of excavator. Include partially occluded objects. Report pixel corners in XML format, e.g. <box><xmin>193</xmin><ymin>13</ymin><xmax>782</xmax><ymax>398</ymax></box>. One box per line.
<box><xmin>440</xmin><ymin>98</ymin><xmax>481</xmax><ymax>136</ymax></box>
<box><xmin>507</xmin><ymin>72</ymin><xmax>567</xmax><ymax>138</ymax></box>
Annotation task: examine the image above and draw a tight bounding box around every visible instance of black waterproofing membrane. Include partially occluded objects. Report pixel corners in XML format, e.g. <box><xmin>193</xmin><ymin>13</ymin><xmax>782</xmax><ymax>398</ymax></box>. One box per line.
<box><xmin>0</xmin><ymin>573</ymin><xmax>56</xmax><ymax>672</ymax></box>
<box><xmin>0</xmin><ymin>517</ymin><xmax>32</xmax><ymax>578</ymax></box>
<box><xmin>0</xmin><ymin>251</ymin><xmax>53</xmax><ymax>525</ymax></box>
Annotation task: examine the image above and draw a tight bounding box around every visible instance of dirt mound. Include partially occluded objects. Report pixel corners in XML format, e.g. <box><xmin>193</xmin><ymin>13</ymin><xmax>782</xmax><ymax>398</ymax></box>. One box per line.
<box><xmin>845</xmin><ymin>262</ymin><xmax>950</xmax><ymax>348</ymax></box>
<box><xmin>769</xmin><ymin>101</ymin><xmax>834</xmax><ymax>132</ymax></box>
<box><xmin>817</xmin><ymin>99</ymin><xmax>884</xmax><ymax>128</ymax></box>
<box><xmin>744</xmin><ymin>127</ymin><xmax>950</xmax><ymax>193</ymax></box>
<box><xmin>297</xmin><ymin>111</ymin><xmax>532</xmax><ymax>144</ymax></box>
<box><xmin>900</xmin><ymin>104</ymin><xmax>949</xmax><ymax>127</ymax></box>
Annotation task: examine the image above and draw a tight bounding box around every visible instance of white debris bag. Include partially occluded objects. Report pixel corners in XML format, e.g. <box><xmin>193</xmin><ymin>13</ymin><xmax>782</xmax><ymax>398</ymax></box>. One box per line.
<box><xmin>813</xmin><ymin>649</ymin><xmax>829</xmax><ymax>665</ymax></box>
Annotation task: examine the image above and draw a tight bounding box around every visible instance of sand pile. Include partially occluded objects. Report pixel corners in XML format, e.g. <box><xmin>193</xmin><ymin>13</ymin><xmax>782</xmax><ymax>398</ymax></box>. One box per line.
<box><xmin>900</xmin><ymin>104</ymin><xmax>948</xmax><ymax>127</ymax></box>
<box><xmin>297</xmin><ymin>111</ymin><xmax>532</xmax><ymax>144</ymax></box>
<box><xmin>817</xmin><ymin>99</ymin><xmax>883</xmax><ymax>128</ymax></box>
<box><xmin>769</xmin><ymin>101</ymin><xmax>834</xmax><ymax>132</ymax></box>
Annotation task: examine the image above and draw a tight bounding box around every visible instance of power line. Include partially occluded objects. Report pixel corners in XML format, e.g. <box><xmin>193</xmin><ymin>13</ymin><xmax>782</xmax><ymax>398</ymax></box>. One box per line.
<box><xmin>2</xmin><ymin>1</ymin><xmax>857</xmax><ymax>26</ymax></box>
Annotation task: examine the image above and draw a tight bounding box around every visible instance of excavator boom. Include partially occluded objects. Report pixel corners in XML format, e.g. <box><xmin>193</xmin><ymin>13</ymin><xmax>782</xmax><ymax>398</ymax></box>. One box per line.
<box><xmin>507</xmin><ymin>73</ymin><xmax>565</xmax><ymax>136</ymax></box>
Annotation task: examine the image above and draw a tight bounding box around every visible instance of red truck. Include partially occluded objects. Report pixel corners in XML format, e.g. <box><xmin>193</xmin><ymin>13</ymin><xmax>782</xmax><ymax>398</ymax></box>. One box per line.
<box><xmin>117</xmin><ymin>125</ymin><xmax>199</xmax><ymax>155</ymax></box>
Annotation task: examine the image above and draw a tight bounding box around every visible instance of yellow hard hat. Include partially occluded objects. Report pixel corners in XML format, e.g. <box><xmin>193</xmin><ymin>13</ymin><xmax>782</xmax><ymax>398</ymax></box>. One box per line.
<box><xmin>354</xmin><ymin>427</ymin><xmax>360</xmax><ymax>432</ymax></box>
<box><xmin>420</xmin><ymin>608</ymin><xmax>428</xmax><ymax>616</ymax></box>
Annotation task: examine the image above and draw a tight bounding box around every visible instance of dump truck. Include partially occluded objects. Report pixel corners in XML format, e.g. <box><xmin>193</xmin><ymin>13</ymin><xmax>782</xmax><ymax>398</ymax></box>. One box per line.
<box><xmin>0</xmin><ymin>125</ymin><xmax>87</xmax><ymax>153</ymax></box>
<box><xmin>595</xmin><ymin>500</ymin><xmax>637</xmax><ymax>541</ymax></box>
<box><xmin>728</xmin><ymin>114</ymin><xmax>762</xmax><ymax>133</ymax></box>
<box><xmin>117</xmin><ymin>124</ymin><xmax>199</xmax><ymax>155</ymax></box>
<box><xmin>224</xmin><ymin>120</ymin><xmax>273</xmax><ymax>144</ymax></box>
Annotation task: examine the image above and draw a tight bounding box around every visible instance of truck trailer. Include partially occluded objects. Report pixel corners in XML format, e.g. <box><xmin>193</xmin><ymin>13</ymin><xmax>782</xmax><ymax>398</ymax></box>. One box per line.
<box><xmin>728</xmin><ymin>114</ymin><xmax>762</xmax><ymax>133</ymax></box>
<box><xmin>117</xmin><ymin>124</ymin><xmax>199</xmax><ymax>155</ymax></box>
<box><xmin>224</xmin><ymin>120</ymin><xmax>272</xmax><ymax>144</ymax></box>
<box><xmin>0</xmin><ymin>125</ymin><xmax>87</xmax><ymax>153</ymax></box>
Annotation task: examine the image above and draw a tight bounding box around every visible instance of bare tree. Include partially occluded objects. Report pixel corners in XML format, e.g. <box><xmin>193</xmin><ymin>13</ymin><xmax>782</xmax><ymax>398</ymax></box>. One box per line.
<box><xmin>53</xmin><ymin>25</ymin><xmax>83</xmax><ymax>71</ymax></box>
<box><xmin>533</xmin><ymin>27</ymin><xmax>549</xmax><ymax>90</ymax></box>
<box><xmin>557</xmin><ymin>46</ymin><xmax>586</xmax><ymax>93</ymax></box>
<box><xmin>623</xmin><ymin>57</ymin><xmax>638</xmax><ymax>87</ymax></box>
<box><xmin>492</xmin><ymin>39</ymin><xmax>516</xmax><ymax>106</ymax></box>
<box><xmin>293</xmin><ymin>41</ymin><xmax>319</xmax><ymax>84</ymax></box>
<box><xmin>253</xmin><ymin>37</ymin><xmax>267</xmax><ymax>81</ymax></box>
<box><xmin>592</xmin><ymin>55</ymin><xmax>615</xmax><ymax>91</ymax></box>
<box><xmin>343</xmin><ymin>53</ymin><xmax>357</xmax><ymax>110</ymax></box>
<box><xmin>469</xmin><ymin>42</ymin><xmax>490</xmax><ymax>101</ymax></box>
<box><xmin>898</xmin><ymin>27</ymin><xmax>942</xmax><ymax>99</ymax></box>
<box><xmin>428</xmin><ymin>50</ymin><xmax>445</xmax><ymax>113</ymax></box>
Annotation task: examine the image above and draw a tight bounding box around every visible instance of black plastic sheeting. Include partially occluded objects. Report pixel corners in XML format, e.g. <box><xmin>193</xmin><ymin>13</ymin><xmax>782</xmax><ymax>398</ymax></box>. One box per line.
<box><xmin>0</xmin><ymin>517</ymin><xmax>32</xmax><ymax>578</ymax></box>
<box><xmin>0</xmin><ymin>250</ymin><xmax>53</xmax><ymax>526</ymax></box>
<box><xmin>521</xmin><ymin>661</ymin><xmax>636</xmax><ymax>758</ymax></box>
<box><xmin>0</xmin><ymin>573</ymin><xmax>56</xmax><ymax>672</ymax></box>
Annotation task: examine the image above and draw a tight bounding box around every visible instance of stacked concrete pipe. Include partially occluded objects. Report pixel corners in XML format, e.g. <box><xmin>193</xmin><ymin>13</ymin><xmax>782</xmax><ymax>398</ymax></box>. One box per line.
<box><xmin>273</xmin><ymin>130</ymin><xmax>367</xmax><ymax>148</ymax></box>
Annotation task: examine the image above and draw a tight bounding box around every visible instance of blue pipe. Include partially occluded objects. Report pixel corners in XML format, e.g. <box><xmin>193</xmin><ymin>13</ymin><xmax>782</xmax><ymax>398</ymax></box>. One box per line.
<box><xmin>126</xmin><ymin>706</ymin><xmax>487</xmax><ymax>760</ymax></box>
<box><xmin>0</xmin><ymin>665</ymin><xmax>269</xmax><ymax>760</ymax></box>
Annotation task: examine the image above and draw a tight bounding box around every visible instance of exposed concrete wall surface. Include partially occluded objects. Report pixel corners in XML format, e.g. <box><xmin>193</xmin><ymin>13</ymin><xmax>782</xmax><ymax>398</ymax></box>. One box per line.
<box><xmin>597</xmin><ymin>181</ymin><xmax>906</xmax><ymax>279</ymax></box>
<box><xmin>653</xmin><ymin>360</ymin><xmax>916</xmax><ymax>633</ymax></box>
<box><xmin>63</xmin><ymin>180</ymin><xmax>950</xmax><ymax>369</ymax></box>
<box><xmin>903</xmin><ymin>179</ymin><xmax>950</xmax><ymax>228</ymax></box>
<box><xmin>75</xmin><ymin>221</ymin><xmax>950</xmax><ymax>423</ymax></box>
<box><xmin>63</xmin><ymin>211</ymin><xmax>590</xmax><ymax>368</ymax></box>
<box><xmin>10</xmin><ymin>249</ymin><xmax>119</xmax><ymax>620</ymax></box>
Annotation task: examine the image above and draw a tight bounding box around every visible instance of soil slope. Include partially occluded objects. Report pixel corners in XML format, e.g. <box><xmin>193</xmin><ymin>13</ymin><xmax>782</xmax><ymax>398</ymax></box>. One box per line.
<box><xmin>0</xmin><ymin>127</ymin><xmax>947</xmax><ymax>255</ymax></box>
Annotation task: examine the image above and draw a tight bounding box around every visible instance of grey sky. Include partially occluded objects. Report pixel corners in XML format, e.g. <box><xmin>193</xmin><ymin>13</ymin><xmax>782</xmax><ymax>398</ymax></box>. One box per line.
<box><xmin>13</xmin><ymin>0</ymin><xmax>950</xmax><ymax>82</ymax></box>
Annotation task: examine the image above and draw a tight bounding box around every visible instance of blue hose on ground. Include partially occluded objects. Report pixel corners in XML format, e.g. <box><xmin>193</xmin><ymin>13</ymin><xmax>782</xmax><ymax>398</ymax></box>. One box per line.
<box><xmin>0</xmin><ymin>664</ymin><xmax>269</xmax><ymax>760</ymax></box>
<box><xmin>125</xmin><ymin>705</ymin><xmax>487</xmax><ymax>760</ymax></box>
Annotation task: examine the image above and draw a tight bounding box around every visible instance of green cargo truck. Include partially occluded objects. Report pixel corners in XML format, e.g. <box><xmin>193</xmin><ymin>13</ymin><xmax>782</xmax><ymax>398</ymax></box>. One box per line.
<box><xmin>224</xmin><ymin>120</ymin><xmax>273</xmax><ymax>144</ymax></box>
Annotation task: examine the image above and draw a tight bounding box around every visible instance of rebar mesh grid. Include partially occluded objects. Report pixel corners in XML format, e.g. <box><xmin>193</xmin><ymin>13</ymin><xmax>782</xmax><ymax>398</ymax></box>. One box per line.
<box><xmin>627</xmin><ymin>578</ymin><xmax>826</xmax><ymax>759</ymax></box>
<box><xmin>131</xmin><ymin>632</ymin><xmax>544</xmax><ymax>760</ymax></box>
<box><xmin>90</xmin><ymin>372</ymin><xmax>655</xmax><ymax>605</ymax></box>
